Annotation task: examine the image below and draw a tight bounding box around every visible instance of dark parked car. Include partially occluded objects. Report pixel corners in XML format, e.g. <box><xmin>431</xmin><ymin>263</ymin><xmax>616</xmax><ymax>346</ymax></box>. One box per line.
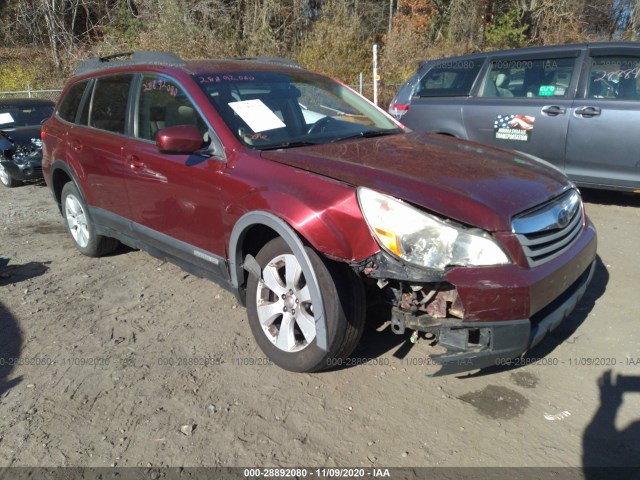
<box><xmin>390</xmin><ymin>42</ymin><xmax>640</xmax><ymax>193</ymax></box>
<box><xmin>42</xmin><ymin>51</ymin><xmax>597</xmax><ymax>375</ymax></box>
<box><xmin>0</xmin><ymin>98</ymin><xmax>55</xmax><ymax>187</ymax></box>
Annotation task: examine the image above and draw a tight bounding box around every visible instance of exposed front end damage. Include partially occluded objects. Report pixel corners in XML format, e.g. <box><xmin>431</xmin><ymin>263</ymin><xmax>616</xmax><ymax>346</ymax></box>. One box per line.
<box><xmin>353</xmin><ymin>234</ymin><xmax>597</xmax><ymax>376</ymax></box>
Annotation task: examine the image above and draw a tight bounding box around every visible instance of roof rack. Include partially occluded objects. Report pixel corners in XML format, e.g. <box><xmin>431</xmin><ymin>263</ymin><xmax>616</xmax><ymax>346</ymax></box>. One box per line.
<box><xmin>75</xmin><ymin>51</ymin><xmax>186</xmax><ymax>76</ymax></box>
<box><xmin>234</xmin><ymin>57</ymin><xmax>304</xmax><ymax>69</ymax></box>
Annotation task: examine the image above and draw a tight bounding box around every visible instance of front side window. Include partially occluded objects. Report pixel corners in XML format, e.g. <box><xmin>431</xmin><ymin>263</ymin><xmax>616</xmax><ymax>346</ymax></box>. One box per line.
<box><xmin>89</xmin><ymin>75</ymin><xmax>132</xmax><ymax>134</ymax></box>
<box><xmin>588</xmin><ymin>56</ymin><xmax>640</xmax><ymax>100</ymax></box>
<box><xmin>136</xmin><ymin>74</ymin><xmax>209</xmax><ymax>142</ymax></box>
<box><xmin>194</xmin><ymin>70</ymin><xmax>401</xmax><ymax>149</ymax></box>
<box><xmin>58</xmin><ymin>81</ymin><xmax>89</xmax><ymax>123</ymax></box>
<box><xmin>415</xmin><ymin>61</ymin><xmax>482</xmax><ymax>98</ymax></box>
<box><xmin>481</xmin><ymin>57</ymin><xmax>576</xmax><ymax>98</ymax></box>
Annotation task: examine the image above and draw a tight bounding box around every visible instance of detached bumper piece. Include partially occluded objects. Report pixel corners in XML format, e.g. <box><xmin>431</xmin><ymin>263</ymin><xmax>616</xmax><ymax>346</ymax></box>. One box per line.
<box><xmin>391</xmin><ymin>260</ymin><xmax>596</xmax><ymax>376</ymax></box>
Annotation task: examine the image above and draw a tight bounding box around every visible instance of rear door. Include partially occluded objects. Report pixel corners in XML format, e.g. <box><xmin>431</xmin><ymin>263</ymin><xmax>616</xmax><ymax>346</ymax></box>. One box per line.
<box><xmin>67</xmin><ymin>74</ymin><xmax>134</xmax><ymax>220</ymax></box>
<box><xmin>462</xmin><ymin>49</ymin><xmax>582</xmax><ymax>170</ymax></box>
<box><xmin>565</xmin><ymin>47</ymin><xmax>640</xmax><ymax>190</ymax></box>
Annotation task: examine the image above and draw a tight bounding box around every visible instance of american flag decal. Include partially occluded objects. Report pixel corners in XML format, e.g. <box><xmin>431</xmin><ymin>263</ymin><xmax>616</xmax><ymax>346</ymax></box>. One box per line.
<box><xmin>494</xmin><ymin>114</ymin><xmax>535</xmax><ymax>130</ymax></box>
<box><xmin>494</xmin><ymin>114</ymin><xmax>535</xmax><ymax>142</ymax></box>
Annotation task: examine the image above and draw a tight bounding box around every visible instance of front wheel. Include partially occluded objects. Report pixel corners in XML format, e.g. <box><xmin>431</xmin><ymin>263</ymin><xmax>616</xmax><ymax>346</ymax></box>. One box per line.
<box><xmin>246</xmin><ymin>237</ymin><xmax>365</xmax><ymax>372</ymax></box>
<box><xmin>0</xmin><ymin>163</ymin><xmax>20</xmax><ymax>188</ymax></box>
<box><xmin>61</xmin><ymin>182</ymin><xmax>119</xmax><ymax>257</ymax></box>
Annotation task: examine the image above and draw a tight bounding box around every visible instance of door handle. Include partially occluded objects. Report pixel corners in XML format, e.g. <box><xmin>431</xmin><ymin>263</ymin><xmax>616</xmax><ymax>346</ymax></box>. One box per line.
<box><xmin>574</xmin><ymin>106</ymin><xmax>601</xmax><ymax>117</ymax></box>
<box><xmin>127</xmin><ymin>155</ymin><xmax>145</xmax><ymax>170</ymax></box>
<box><xmin>541</xmin><ymin>105</ymin><xmax>566</xmax><ymax>116</ymax></box>
<box><xmin>69</xmin><ymin>139</ymin><xmax>83</xmax><ymax>152</ymax></box>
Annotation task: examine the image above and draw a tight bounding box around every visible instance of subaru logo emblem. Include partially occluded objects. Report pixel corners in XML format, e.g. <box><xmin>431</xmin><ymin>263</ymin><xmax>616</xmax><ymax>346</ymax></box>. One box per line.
<box><xmin>557</xmin><ymin>207</ymin><xmax>571</xmax><ymax>228</ymax></box>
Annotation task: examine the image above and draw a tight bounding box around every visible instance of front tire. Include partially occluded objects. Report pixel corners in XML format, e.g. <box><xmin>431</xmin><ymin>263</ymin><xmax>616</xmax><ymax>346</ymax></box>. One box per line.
<box><xmin>61</xmin><ymin>182</ymin><xmax>119</xmax><ymax>257</ymax></box>
<box><xmin>246</xmin><ymin>237</ymin><xmax>365</xmax><ymax>372</ymax></box>
<box><xmin>0</xmin><ymin>163</ymin><xmax>20</xmax><ymax>188</ymax></box>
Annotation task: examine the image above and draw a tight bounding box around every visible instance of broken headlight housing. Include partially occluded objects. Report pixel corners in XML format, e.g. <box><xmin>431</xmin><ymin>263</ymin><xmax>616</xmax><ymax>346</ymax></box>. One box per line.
<box><xmin>357</xmin><ymin>187</ymin><xmax>510</xmax><ymax>271</ymax></box>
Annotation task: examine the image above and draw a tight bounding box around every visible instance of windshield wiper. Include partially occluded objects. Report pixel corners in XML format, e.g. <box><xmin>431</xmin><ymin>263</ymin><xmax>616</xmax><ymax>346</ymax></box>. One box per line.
<box><xmin>259</xmin><ymin>141</ymin><xmax>320</xmax><ymax>150</ymax></box>
<box><xmin>330</xmin><ymin>129</ymin><xmax>402</xmax><ymax>143</ymax></box>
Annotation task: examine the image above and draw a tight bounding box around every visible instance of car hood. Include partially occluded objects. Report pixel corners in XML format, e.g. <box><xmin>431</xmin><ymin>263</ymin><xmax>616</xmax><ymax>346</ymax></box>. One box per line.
<box><xmin>0</xmin><ymin>125</ymin><xmax>42</xmax><ymax>146</ymax></box>
<box><xmin>260</xmin><ymin>132</ymin><xmax>572</xmax><ymax>232</ymax></box>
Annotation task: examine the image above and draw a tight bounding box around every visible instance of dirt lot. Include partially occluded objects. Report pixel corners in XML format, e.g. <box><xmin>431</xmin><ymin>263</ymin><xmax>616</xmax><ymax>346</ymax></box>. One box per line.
<box><xmin>1</xmin><ymin>181</ymin><xmax>639</xmax><ymax>473</ymax></box>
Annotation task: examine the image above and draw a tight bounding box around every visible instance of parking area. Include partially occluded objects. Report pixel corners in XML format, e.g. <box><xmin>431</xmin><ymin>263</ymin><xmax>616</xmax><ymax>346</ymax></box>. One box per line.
<box><xmin>1</xmin><ymin>182</ymin><xmax>639</xmax><ymax>470</ymax></box>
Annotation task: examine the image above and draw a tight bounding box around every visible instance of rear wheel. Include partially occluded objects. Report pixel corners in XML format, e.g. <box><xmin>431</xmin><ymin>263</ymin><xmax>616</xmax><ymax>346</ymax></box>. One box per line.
<box><xmin>61</xmin><ymin>182</ymin><xmax>119</xmax><ymax>257</ymax></box>
<box><xmin>0</xmin><ymin>163</ymin><xmax>20</xmax><ymax>188</ymax></box>
<box><xmin>246</xmin><ymin>237</ymin><xmax>365</xmax><ymax>372</ymax></box>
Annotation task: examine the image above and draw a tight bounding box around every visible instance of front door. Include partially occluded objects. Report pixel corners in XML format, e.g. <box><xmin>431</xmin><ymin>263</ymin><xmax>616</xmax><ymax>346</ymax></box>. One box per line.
<box><xmin>123</xmin><ymin>74</ymin><xmax>227</xmax><ymax>259</ymax></box>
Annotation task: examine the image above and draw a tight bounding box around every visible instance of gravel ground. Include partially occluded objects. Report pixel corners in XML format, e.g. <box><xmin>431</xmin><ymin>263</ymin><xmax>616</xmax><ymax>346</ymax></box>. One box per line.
<box><xmin>1</xmin><ymin>181</ymin><xmax>639</xmax><ymax>473</ymax></box>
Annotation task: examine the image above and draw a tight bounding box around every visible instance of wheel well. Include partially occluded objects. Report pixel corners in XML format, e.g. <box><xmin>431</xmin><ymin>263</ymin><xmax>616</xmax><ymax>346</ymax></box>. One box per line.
<box><xmin>236</xmin><ymin>223</ymin><xmax>280</xmax><ymax>302</ymax></box>
<box><xmin>51</xmin><ymin>168</ymin><xmax>72</xmax><ymax>209</ymax></box>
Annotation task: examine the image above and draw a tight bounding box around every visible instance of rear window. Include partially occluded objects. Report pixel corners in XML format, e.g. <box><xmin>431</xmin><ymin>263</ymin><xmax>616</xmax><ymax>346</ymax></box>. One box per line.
<box><xmin>58</xmin><ymin>81</ymin><xmax>89</xmax><ymax>123</ymax></box>
<box><xmin>415</xmin><ymin>60</ymin><xmax>482</xmax><ymax>97</ymax></box>
<box><xmin>588</xmin><ymin>56</ymin><xmax>640</xmax><ymax>100</ymax></box>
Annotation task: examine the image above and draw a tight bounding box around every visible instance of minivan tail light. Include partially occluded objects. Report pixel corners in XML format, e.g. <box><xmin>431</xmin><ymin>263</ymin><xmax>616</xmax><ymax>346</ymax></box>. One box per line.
<box><xmin>389</xmin><ymin>102</ymin><xmax>410</xmax><ymax>119</ymax></box>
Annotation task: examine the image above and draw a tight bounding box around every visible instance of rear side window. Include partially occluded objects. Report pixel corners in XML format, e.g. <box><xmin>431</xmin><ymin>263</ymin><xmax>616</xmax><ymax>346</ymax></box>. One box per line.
<box><xmin>415</xmin><ymin>60</ymin><xmax>482</xmax><ymax>97</ymax></box>
<box><xmin>89</xmin><ymin>75</ymin><xmax>133</xmax><ymax>134</ymax></box>
<box><xmin>58</xmin><ymin>81</ymin><xmax>89</xmax><ymax>123</ymax></box>
<box><xmin>481</xmin><ymin>57</ymin><xmax>576</xmax><ymax>98</ymax></box>
<box><xmin>588</xmin><ymin>56</ymin><xmax>640</xmax><ymax>100</ymax></box>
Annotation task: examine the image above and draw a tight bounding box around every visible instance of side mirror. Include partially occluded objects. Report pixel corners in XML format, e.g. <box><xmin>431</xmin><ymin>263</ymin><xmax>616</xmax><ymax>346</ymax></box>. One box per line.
<box><xmin>156</xmin><ymin>125</ymin><xmax>203</xmax><ymax>154</ymax></box>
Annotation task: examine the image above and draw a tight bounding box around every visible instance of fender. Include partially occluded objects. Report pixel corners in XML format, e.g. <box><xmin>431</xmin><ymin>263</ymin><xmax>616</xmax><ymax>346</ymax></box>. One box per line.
<box><xmin>224</xmin><ymin>187</ymin><xmax>379</xmax><ymax>263</ymax></box>
<box><xmin>49</xmin><ymin>160</ymin><xmax>89</xmax><ymax>212</ymax></box>
<box><xmin>229</xmin><ymin>211</ymin><xmax>329</xmax><ymax>352</ymax></box>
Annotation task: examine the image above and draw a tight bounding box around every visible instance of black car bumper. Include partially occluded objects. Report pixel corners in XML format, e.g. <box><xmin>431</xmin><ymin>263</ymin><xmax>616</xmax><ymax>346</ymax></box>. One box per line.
<box><xmin>0</xmin><ymin>159</ymin><xmax>43</xmax><ymax>181</ymax></box>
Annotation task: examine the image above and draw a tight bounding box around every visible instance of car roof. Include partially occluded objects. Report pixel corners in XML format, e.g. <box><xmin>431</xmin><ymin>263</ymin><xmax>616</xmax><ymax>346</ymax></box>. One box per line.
<box><xmin>74</xmin><ymin>51</ymin><xmax>305</xmax><ymax>78</ymax></box>
<box><xmin>0</xmin><ymin>98</ymin><xmax>55</xmax><ymax>107</ymax></box>
<box><xmin>420</xmin><ymin>41</ymin><xmax>640</xmax><ymax>66</ymax></box>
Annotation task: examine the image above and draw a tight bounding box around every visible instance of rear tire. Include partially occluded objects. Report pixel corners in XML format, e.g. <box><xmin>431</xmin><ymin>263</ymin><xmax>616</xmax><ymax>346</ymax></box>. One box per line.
<box><xmin>246</xmin><ymin>237</ymin><xmax>365</xmax><ymax>372</ymax></box>
<box><xmin>61</xmin><ymin>182</ymin><xmax>119</xmax><ymax>257</ymax></box>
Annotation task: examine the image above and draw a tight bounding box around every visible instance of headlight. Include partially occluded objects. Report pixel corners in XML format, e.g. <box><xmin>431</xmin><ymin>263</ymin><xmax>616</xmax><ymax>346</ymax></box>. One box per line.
<box><xmin>357</xmin><ymin>188</ymin><xmax>510</xmax><ymax>270</ymax></box>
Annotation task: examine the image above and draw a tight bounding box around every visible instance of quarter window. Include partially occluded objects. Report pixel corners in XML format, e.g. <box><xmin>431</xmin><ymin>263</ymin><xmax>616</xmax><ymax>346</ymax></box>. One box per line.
<box><xmin>415</xmin><ymin>61</ymin><xmax>482</xmax><ymax>97</ymax></box>
<box><xmin>136</xmin><ymin>74</ymin><xmax>208</xmax><ymax>142</ymax></box>
<box><xmin>588</xmin><ymin>56</ymin><xmax>640</xmax><ymax>100</ymax></box>
<box><xmin>89</xmin><ymin>75</ymin><xmax>132</xmax><ymax>134</ymax></box>
<box><xmin>58</xmin><ymin>81</ymin><xmax>89</xmax><ymax>123</ymax></box>
<box><xmin>481</xmin><ymin>57</ymin><xmax>576</xmax><ymax>98</ymax></box>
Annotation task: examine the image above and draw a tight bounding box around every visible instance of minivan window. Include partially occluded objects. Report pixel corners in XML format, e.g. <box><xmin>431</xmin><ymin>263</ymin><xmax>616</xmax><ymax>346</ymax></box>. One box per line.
<box><xmin>89</xmin><ymin>75</ymin><xmax>133</xmax><ymax>134</ymax></box>
<box><xmin>136</xmin><ymin>74</ymin><xmax>208</xmax><ymax>141</ymax></box>
<box><xmin>588</xmin><ymin>56</ymin><xmax>640</xmax><ymax>100</ymax></box>
<box><xmin>415</xmin><ymin>61</ymin><xmax>482</xmax><ymax>97</ymax></box>
<box><xmin>481</xmin><ymin>57</ymin><xmax>576</xmax><ymax>98</ymax></box>
<box><xmin>58</xmin><ymin>81</ymin><xmax>89</xmax><ymax>123</ymax></box>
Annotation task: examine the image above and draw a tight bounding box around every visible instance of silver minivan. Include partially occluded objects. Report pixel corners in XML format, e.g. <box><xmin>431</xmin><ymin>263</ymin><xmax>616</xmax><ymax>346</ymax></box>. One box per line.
<box><xmin>390</xmin><ymin>42</ymin><xmax>640</xmax><ymax>193</ymax></box>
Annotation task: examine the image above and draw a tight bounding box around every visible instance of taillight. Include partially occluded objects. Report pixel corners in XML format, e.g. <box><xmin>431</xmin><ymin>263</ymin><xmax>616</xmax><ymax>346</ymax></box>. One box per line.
<box><xmin>41</xmin><ymin>128</ymin><xmax>47</xmax><ymax>140</ymax></box>
<box><xmin>389</xmin><ymin>102</ymin><xmax>410</xmax><ymax>119</ymax></box>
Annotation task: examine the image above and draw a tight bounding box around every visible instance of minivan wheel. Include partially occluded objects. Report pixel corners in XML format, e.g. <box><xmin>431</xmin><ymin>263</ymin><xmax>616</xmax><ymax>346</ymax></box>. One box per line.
<box><xmin>61</xmin><ymin>182</ymin><xmax>119</xmax><ymax>257</ymax></box>
<box><xmin>246</xmin><ymin>237</ymin><xmax>365</xmax><ymax>372</ymax></box>
<box><xmin>0</xmin><ymin>163</ymin><xmax>20</xmax><ymax>188</ymax></box>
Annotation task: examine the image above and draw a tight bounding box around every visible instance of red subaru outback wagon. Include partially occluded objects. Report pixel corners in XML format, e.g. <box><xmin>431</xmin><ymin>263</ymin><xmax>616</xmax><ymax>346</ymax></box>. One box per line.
<box><xmin>42</xmin><ymin>52</ymin><xmax>597</xmax><ymax>375</ymax></box>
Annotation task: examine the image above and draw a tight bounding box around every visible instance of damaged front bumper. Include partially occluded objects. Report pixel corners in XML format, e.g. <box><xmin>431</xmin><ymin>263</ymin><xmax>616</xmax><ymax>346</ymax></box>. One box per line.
<box><xmin>353</xmin><ymin>219</ymin><xmax>597</xmax><ymax>376</ymax></box>
<box><xmin>390</xmin><ymin>259</ymin><xmax>595</xmax><ymax>375</ymax></box>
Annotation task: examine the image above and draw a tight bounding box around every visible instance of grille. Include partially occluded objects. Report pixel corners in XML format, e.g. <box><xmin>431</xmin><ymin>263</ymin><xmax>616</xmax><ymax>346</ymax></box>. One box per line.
<box><xmin>512</xmin><ymin>189</ymin><xmax>583</xmax><ymax>267</ymax></box>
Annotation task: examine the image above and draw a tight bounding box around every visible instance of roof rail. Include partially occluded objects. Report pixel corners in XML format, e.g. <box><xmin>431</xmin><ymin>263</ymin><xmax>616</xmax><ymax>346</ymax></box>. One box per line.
<box><xmin>76</xmin><ymin>51</ymin><xmax>186</xmax><ymax>76</ymax></box>
<box><xmin>234</xmin><ymin>57</ymin><xmax>304</xmax><ymax>69</ymax></box>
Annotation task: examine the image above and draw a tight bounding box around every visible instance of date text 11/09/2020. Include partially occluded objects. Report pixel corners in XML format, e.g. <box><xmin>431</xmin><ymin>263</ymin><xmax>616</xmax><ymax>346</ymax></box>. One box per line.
<box><xmin>244</xmin><ymin>468</ymin><xmax>391</xmax><ymax>478</ymax></box>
